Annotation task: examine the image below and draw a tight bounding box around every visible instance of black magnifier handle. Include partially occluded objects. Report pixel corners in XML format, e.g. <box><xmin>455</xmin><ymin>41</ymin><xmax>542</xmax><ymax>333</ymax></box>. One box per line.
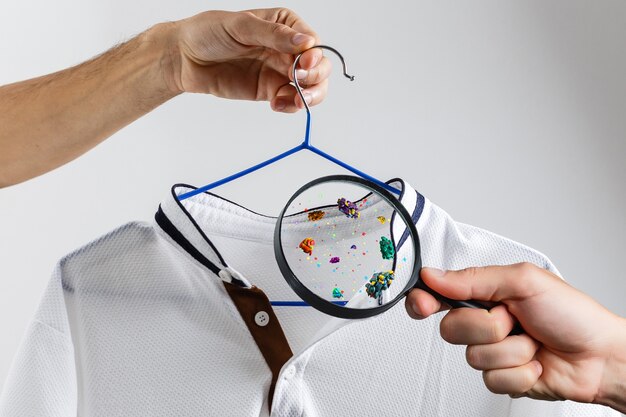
<box><xmin>414</xmin><ymin>280</ymin><xmax>523</xmax><ymax>335</ymax></box>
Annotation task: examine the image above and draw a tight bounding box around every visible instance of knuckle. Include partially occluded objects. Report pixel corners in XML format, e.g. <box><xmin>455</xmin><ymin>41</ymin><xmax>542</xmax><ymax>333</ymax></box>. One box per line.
<box><xmin>491</xmin><ymin>316</ymin><xmax>509</xmax><ymax>341</ymax></box>
<box><xmin>232</xmin><ymin>12</ymin><xmax>256</xmax><ymax>34</ymax></box>
<box><xmin>516</xmin><ymin>262</ymin><xmax>538</xmax><ymax>280</ymax></box>
<box><xmin>482</xmin><ymin>370</ymin><xmax>502</xmax><ymax>394</ymax></box>
<box><xmin>461</xmin><ymin>266</ymin><xmax>479</xmax><ymax>279</ymax></box>
<box><xmin>461</xmin><ymin>266</ymin><xmax>488</xmax><ymax>281</ymax></box>
<box><xmin>521</xmin><ymin>365</ymin><xmax>538</xmax><ymax>390</ymax></box>
<box><xmin>512</xmin><ymin>262</ymin><xmax>540</xmax><ymax>293</ymax></box>
<box><xmin>274</xmin><ymin>7</ymin><xmax>294</xmax><ymax>21</ymax></box>
<box><xmin>439</xmin><ymin>317</ymin><xmax>454</xmax><ymax>343</ymax></box>
<box><xmin>465</xmin><ymin>346</ymin><xmax>484</xmax><ymax>370</ymax></box>
<box><xmin>519</xmin><ymin>336</ymin><xmax>538</xmax><ymax>360</ymax></box>
<box><xmin>235</xmin><ymin>11</ymin><xmax>256</xmax><ymax>27</ymax></box>
<box><xmin>271</xmin><ymin>23</ymin><xmax>288</xmax><ymax>36</ymax></box>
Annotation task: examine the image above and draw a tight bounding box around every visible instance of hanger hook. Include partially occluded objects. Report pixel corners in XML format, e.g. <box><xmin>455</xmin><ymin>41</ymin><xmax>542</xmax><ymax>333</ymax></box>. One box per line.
<box><xmin>292</xmin><ymin>45</ymin><xmax>355</xmax><ymax>116</ymax></box>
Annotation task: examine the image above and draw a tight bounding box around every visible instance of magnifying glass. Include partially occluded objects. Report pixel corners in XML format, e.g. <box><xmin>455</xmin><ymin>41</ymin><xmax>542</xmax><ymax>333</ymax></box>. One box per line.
<box><xmin>274</xmin><ymin>175</ymin><xmax>498</xmax><ymax>319</ymax></box>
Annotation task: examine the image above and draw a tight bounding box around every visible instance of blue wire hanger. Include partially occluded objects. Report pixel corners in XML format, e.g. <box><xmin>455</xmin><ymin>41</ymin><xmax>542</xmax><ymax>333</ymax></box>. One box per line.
<box><xmin>177</xmin><ymin>45</ymin><xmax>402</xmax><ymax>201</ymax></box>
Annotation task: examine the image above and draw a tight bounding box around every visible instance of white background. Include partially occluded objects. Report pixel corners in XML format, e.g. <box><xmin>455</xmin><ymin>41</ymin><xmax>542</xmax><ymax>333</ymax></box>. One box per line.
<box><xmin>0</xmin><ymin>0</ymin><xmax>624</xmax><ymax>390</ymax></box>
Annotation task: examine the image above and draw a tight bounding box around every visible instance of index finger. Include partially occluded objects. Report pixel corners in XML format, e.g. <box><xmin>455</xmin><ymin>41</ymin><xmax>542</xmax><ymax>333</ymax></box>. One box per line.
<box><xmin>248</xmin><ymin>8</ymin><xmax>322</xmax><ymax>69</ymax></box>
<box><xmin>247</xmin><ymin>8</ymin><xmax>320</xmax><ymax>42</ymax></box>
<box><xmin>405</xmin><ymin>288</ymin><xmax>449</xmax><ymax>319</ymax></box>
<box><xmin>297</xmin><ymin>49</ymin><xmax>323</xmax><ymax>71</ymax></box>
<box><xmin>287</xmin><ymin>13</ymin><xmax>321</xmax><ymax>70</ymax></box>
<box><xmin>421</xmin><ymin>264</ymin><xmax>557</xmax><ymax>303</ymax></box>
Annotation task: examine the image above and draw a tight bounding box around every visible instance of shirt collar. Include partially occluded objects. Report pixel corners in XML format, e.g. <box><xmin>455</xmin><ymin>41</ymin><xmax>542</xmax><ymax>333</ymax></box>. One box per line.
<box><xmin>154</xmin><ymin>178</ymin><xmax>425</xmax><ymax>288</ymax></box>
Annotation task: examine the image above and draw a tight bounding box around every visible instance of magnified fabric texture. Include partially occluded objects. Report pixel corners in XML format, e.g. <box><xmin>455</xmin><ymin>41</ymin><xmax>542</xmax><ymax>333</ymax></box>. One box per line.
<box><xmin>277</xmin><ymin>176</ymin><xmax>418</xmax><ymax>315</ymax></box>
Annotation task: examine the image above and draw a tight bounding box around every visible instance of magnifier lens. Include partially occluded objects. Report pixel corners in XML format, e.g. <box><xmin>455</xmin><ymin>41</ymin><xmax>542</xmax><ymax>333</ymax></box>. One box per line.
<box><xmin>278</xmin><ymin>178</ymin><xmax>417</xmax><ymax>312</ymax></box>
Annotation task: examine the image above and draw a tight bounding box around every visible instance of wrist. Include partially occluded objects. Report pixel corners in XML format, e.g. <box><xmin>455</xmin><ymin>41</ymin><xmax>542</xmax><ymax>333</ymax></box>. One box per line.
<box><xmin>595</xmin><ymin>316</ymin><xmax>626</xmax><ymax>413</ymax></box>
<box><xmin>146</xmin><ymin>21</ymin><xmax>184</xmax><ymax>96</ymax></box>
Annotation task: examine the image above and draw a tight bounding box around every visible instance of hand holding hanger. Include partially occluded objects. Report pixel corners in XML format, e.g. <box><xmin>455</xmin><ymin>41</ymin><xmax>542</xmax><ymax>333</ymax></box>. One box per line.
<box><xmin>169</xmin><ymin>8</ymin><xmax>331</xmax><ymax>112</ymax></box>
<box><xmin>0</xmin><ymin>8</ymin><xmax>329</xmax><ymax>187</ymax></box>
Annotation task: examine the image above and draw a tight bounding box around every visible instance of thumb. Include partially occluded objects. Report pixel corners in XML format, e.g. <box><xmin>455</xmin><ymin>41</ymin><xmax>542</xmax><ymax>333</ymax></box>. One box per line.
<box><xmin>421</xmin><ymin>263</ymin><xmax>546</xmax><ymax>303</ymax></box>
<box><xmin>233</xmin><ymin>13</ymin><xmax>315</xmax><ymax>54</ymax></box>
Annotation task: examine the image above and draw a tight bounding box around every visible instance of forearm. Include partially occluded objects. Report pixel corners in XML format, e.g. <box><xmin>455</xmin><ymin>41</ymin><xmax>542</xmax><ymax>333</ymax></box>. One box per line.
<box><xmin>0</xmin><ymin>22</ymin><xmax>180</xmax><ymax>187</ymax></box>
<box><xmin>596</xmin><ymin>316</ymin><xmax>626</xmax><ymax>413</ymax></box>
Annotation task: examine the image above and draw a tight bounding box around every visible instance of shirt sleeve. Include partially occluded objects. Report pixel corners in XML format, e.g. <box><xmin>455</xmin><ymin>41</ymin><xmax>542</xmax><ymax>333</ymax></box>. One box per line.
<box><xmin>509</xmin><ymin>396</ymin><xmax>623</xmax><ymax>417</ymax></box>
<box><xmin>418</xmin><ymin>199</ymin><xmax>560</xmax><ymax>274</ymax></box>
<box><xmin>0</xmin><ymin>265</ymin><xmax>77</xmax><ymax>417</ymax></box>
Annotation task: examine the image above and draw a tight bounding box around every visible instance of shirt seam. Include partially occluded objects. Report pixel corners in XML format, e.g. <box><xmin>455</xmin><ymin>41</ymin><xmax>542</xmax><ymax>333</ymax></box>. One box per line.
<box><xmin>32</xmin><ymin>318</ymin><xmax>71</xmax><ymax>340</ymax></box>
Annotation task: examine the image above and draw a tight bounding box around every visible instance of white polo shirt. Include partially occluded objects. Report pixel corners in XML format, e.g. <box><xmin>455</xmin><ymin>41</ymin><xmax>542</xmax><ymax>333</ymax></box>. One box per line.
<box><xmin>0</xmin><ymin>179</ymin><xmax>619</xmax><ymax>417</ymax></box>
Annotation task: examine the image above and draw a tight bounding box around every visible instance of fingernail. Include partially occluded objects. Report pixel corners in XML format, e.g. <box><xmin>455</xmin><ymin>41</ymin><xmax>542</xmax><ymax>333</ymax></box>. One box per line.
<box><xmin>292</xmin><ymin>33</ymin><xmax>312</xmax><ymax>46</ymax></box>
<box><xmin>410</xmin><ymin>302</ymin><xmax>424</xmax><ymax>319</ymax></box>
<box><xmin>427</xmin><ymin>268</ymin><xmax>446</xmax><ymax>278</ymax></box>
<box><xmin>275</xmin><ymin>101</ymin><xmax>286</xmax><ymax>111</ymax></box>
<box><xmin>303</xmin><ymin>92</ymin><xmax>312</xmax><ymax>105</ymax></box>
<box><xmin>311</xmin><ymin>52</ymin><xmax>321</xmax><ymax>67</ymax></box>
<box><xmin>296</xmin><ymin>69</ymin><xmax>308</xmax><ymax>81</ymax></box>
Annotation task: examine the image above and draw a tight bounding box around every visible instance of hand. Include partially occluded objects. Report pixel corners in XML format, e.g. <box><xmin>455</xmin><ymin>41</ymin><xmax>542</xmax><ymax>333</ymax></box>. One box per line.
<box><xmin>405</xmin><ymin>264</ymin><xmax>626</xmax><ymax>412</ymax></box>
<box><xmin>164</xmin><ymin>8</ymin><xmax>330</xmax><ymax>113</ymax></box>
<box><xmin>0</xmin><ymin>8</ymin><xmax>328</xmax><ymax>187</ymax></box>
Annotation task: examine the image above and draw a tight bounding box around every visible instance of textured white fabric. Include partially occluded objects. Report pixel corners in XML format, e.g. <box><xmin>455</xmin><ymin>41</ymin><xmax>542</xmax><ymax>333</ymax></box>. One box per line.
<box><xmin>0</xmin><ymin>179</ymin><xmax>620</xmax><ymax>417</ymax></box>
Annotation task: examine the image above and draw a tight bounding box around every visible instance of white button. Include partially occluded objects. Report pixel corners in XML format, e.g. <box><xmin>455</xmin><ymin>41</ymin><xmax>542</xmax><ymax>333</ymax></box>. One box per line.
<box><xmin>283</xmin><ymin>366</ymin><xmax>296</xmax><ymax>380</ymax></box>
<box><xmin>254</xmin><ymin>311</ymin><xmax>270</xmax><ymax>327</ymax></box>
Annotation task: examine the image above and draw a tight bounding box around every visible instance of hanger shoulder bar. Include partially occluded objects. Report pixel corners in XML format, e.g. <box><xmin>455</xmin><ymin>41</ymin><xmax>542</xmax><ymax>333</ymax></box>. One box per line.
<box><xmin>178</xmin><ymin>143</ymin><xmax>306</xmax><ymax>201</ymax></box>
<box><xmin>306</xmin><ymin>146</ymin><xmax>402</xmax><ymax>195</ymax></box>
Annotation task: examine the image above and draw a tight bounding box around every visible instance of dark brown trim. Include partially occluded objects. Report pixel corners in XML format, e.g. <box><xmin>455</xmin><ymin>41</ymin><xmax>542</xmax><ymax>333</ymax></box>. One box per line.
<box><xmin>223</xmin><ymin>282</ymin><xmax>293</xmax><ymax>411</ymax></box>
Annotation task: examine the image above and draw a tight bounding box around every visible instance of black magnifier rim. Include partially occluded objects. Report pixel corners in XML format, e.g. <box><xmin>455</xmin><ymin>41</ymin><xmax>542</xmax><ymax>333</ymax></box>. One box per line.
<box><xmin>274</xmin><ymin>175</ymin><xmax>422</xmax><ymax>319</ymax></box>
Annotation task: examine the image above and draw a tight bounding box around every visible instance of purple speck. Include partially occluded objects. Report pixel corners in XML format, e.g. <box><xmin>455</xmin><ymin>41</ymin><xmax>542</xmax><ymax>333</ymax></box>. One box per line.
<box><xmin>350</xmin><ymin>244</ymin><xmax>357</xmax><ymax>250</ymax></box>
<box><xmin>329</xmin><ymin>256</ymin><xmax>340</xmax><ymax>264</ymax></box>
<box><xmin>337</xmin><ymin>198</ymin><xmax>360</xmax><ymax>219</ymax></box>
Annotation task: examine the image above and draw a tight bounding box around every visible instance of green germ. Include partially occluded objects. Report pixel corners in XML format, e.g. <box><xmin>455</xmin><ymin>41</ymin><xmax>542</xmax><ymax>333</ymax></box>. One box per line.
<box><xmin>365</xmin><ymin>271</ymin><xmax>394</xmax><ymax>300</ymax></box>
<box><xmin>379</xmin><ymin>236</ymin><xmax>395</xmax><ymax>260</ymax></box>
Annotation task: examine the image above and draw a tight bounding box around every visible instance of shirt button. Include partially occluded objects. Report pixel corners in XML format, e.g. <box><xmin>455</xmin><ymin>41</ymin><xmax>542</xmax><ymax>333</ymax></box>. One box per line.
<box><xmin>254</xmin><ymin>311</ymin><xmax>270</xmax><ymax>327</ymax></box>
<box><xmin>283</xmin><ymin>366</ymin><xmax>296</xmax><ymax>380</ymax></box>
